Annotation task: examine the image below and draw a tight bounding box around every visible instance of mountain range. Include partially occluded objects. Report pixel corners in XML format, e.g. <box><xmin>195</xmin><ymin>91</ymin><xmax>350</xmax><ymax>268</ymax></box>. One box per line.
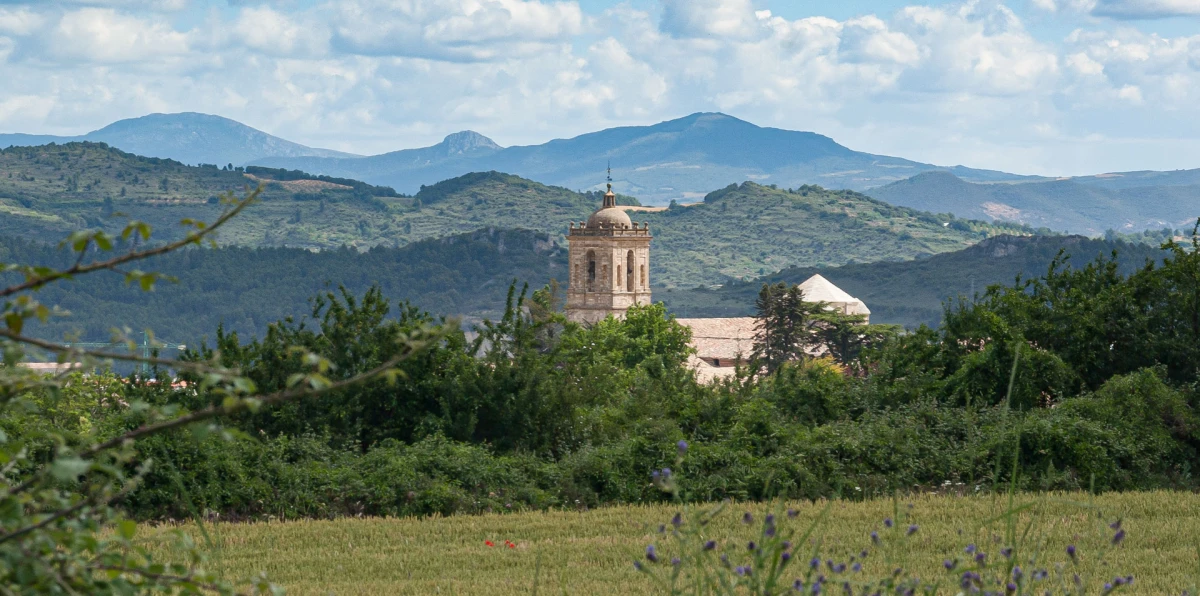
<box><xmin>0</xmin><ymin>113</ymin><xmax>355</xmax><ymax>167</ymax></box>
<box><xmin>868</xmin><ymin>171</ymin><xmax>1200</xmax><ymax>235</ymax></box>
<box><xmin>4</xmin><ymin>111</ymin><xmax>1199</xmax><ymax>233</ymax></box>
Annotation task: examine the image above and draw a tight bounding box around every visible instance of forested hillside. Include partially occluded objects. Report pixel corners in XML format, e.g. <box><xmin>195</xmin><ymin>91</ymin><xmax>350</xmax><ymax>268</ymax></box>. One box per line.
<box><xmin>5</xmin><ymin>229</ymin><xmax>565</xmax><ymax>346</ymax></box>
<box><xmin>5</xmin><ymin>231</ymin><xmax>1149</xmax><ymax>347</ymax></box>
<box><xmin>663</xmin><ymin>235</ymin><xmax>1165</xmax><ymax>328</ymax></box>
<box><xmin>0</xmin><ymin>142</ymin><xmax>1034</xmax><ymax>287</ymax></box>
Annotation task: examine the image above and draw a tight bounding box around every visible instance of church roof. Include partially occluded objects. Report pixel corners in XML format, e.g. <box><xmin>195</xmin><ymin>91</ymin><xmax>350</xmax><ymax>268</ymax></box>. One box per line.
<box><xmin>676</xmin><ymin>317</ymin><xmax>757</xmax><ymax>361</ymax></box>
<box><xmin>797</xmin><ymin>274</ymin><xmax>870</xmax><ymax>316</ymax></box>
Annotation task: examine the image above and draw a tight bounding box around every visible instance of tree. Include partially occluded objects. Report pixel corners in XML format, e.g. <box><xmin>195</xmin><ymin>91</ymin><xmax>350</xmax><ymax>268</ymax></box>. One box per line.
<box><xmin>0</xmin><ymin>186</ymin><xmax>441</xmax><ymax>593</ymax></box>
<box><xmin>812</xmin><ymin>310</ymin><xmax>900</xmax><ymax>370</ymax></box>
<box><xmin>751</xmin><ymin>282</ymin><xmax>825</xmax><ymax>374</ymax></box>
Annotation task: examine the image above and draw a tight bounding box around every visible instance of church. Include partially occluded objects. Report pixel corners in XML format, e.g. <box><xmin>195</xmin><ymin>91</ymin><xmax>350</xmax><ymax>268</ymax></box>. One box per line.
<box><xmin>565</xmin><ymin>180</ymin><xmax>870</xmax><ymax>382</ymax></box>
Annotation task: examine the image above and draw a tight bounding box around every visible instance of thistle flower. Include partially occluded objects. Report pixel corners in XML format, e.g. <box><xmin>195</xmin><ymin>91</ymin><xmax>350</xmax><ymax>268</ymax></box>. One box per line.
<box><xmin>766</xmin><ymin>513</ymin><xmax>775</xmax><ymax>524</ymax></box>
<box><xmin>1110</xmin><ymin>519</ymin><xmax>1122</xmax><ymax>531</ymax></box>
<box><xmin>852</xmin><ymin>562</ymin><xmax>862</xmax><ymax>573</ymax></box>
<box><xmin>787</xmin><ymin>508</ymin><xmax>799</xmax><ymax>518</ymax></box>
<box><xmin>943</xmin><ymin>559</ymin><xmax>956</xmax><ymax>571</ymax></box>
<box><xmin>703</xmin><ymin>540</ymin><xmax>717</xmax><ymax>550</ymax></box>
<box><xmin>671</xmin><ymin>557</ymin><xmax>681</xmax><ymax>567</ymax></box>
<box><xmin>1067</xmin><ymin>545</ymin><xmax>1077</xmax><ymax>560</ymax></box>
<box><xmin>782</xmin><ymin>552</ymin><xmax>792</xmax><ymax>563</ymax></box>
<box><xmin>812</xmin><ymin>583</ymin><xmax>822</xmax><ymax>595</ymax></box>
<box><xmin>974</xmin><ymin>552</ymin><xmax>987</xmax><ymax>565</ymax></box>
<box><xmin>860</xmin><ymin>550</ymin><xmax>869</xmax><ymax>559</ymax></box>
<box><xmin>884</xmin><ymin>518</ymin><xmax>894</xmax><ymax>528</ymax></box>
<box><xmin>965</xmin><ymin>544</ymin><xmax>977</xmax><ymax>554</ymax></box>
<box><xmin>810</xmin><ymin>557</ymin><xmax>821</xmax><ymax>570</ymax></box>
<box><xmin>906</xmin><ymin>524</ymin><xmax>919</xmax><ymax>536</ymax></box>
<box><xmin>1012</xmin><ymin>566</ymin><xmax>1022</xmax><ymax>581</ymax></box>
<box><xmin>1112</xmin><ymin>529</ymin><xmax>1126</xmax><ymax>545</ymax></box>
<box><xmin>833</xmin><ymin>563</ymin><xmax>847</xmax><ymax>574</ymax></box>
<box><xmin>645</xmin><ymin>545</ymin><xmax>659</xmax><ymax>563</ymax></box>
<box><xmin>870</xmin><ymin>531</ymin><xmax>880</xmax><ymax>545</ymax></box>
<box><xmin>765</xmin><ymin>525</ymin><xmax>777</xmax><ymax>537</ymax></box>
<box><xmin>793</xmin><ymin>579</ymin><xmax>804</xmax><ymax>592</ymax></box>
<box><xmin>671</xmin><ymin>512</ymin><xmax>682</xmax><ymax>528</ymax></box>
<box><xmin>1006</xmin><ymin>582</ymin><xmax>1017</xmax><ymax>593</ymax></box>
<box><xmin>1000</xmin><ymin>547</ymin><xmax>1013</xmax><ymax>559</ymax></box>
<box><xmin>677</xmin><ymin>440</ymin><xmax>689</xmax><ymax>455</ymax></box>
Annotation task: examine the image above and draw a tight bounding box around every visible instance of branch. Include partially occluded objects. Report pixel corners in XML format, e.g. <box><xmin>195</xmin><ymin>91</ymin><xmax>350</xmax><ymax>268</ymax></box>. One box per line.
<box><xmin>0</xmin><ymin>329</ymin><xmax>230</xmax><ymax>374</ymax></box>
<box><xmin>0</xmin><ymin>187</ymin><xmax>260</xmax><ymax>299</ymax></box>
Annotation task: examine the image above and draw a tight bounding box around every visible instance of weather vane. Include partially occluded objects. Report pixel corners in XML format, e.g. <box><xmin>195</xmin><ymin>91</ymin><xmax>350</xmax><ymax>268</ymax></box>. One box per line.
<box><xmin>607</xmin><ymin>161</ymin><xmax>612</xmax><ymax>184</ymax></box>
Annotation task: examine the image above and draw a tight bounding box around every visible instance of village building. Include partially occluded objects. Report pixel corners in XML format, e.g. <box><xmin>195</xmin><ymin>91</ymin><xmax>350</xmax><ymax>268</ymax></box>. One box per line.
<box><xmin>564</xmin><ymin>180</ymin><xmax>870</xmax><ymax>381</ymax></box>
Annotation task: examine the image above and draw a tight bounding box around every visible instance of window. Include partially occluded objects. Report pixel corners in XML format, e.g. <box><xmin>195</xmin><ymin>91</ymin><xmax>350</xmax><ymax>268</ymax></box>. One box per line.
<box><xmin>626</xmin><ymin>250</ymin><xmax>635</xmax><ymax>292</ymax></box>
<box><xmin>640</xmin><ymin>264</ymin><xmax>647</xmax><ymax>289</ymax></box>
<box><xmin>587</xmin><ymin>250</ymin><xmax>596</xmax><ymax>284</ymax></box>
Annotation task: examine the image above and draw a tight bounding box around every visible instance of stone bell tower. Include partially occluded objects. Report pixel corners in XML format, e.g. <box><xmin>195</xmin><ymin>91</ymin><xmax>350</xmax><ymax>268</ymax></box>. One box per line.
<box><xmin>566</xmin><ymin>172</ymin><xmax>652</xmax><ymax>324</ymax></box>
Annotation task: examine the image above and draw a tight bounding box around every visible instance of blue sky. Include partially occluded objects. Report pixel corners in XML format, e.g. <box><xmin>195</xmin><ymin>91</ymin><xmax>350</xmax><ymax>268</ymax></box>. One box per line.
<box><xmin>0</xmin><ymin>0</ymin><xmax>1199</xmax><ymax>176</ymax></box>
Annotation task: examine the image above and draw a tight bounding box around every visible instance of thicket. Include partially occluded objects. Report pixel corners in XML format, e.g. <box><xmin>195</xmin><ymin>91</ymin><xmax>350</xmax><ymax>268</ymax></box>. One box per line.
<box><xmin>9</xmin><ymin>233</ymin><xmax>1199</xmax><ymax>523</ymax></box>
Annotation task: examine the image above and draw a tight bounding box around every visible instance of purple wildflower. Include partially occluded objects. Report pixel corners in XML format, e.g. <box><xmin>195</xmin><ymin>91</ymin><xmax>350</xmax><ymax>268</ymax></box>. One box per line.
<box><xmin>870</xmin><ymin>531</ymin><xmax>880</xmax><ymax>545</ymax></box>
<box><xmin>1067</xmin><ymin>545</ymin><xmax>1077</xmax><ymax>560</ymax></box>
<box><xmin>810</xmin><ymin>557</ymin><xmax>820</xmax><ymax>569</ymax></box>
<box><xmin>1114</xmin><ymin>577</ymin><xmax>1126</xmax><ymax>586</ymax></box>
<box><xmin>660</xmin><ymin>467</ymin><xmax>671</xmax><ymax>478</ymax></box>
<box><xmin>1000</xmin><ymin>547</ymin><xmax>1013</xmax><ymax>559</ymax></box>
<box><xmin>812</xmin><ymin>583</ymin><xmax>822</xmax><ymax>595</ymax></box>
<box><xmin>703</xmin><ymin>540</ymin><xmax>716</xmax><ymax>550</ymax></box>
<box><xmin>965</xmin><ymin>544</ymin><xmax>977</xmax><ymax>554</ymax></box>
<box><xmin>658</xmin><ymin>524</ymin><xmax>666</xmax><ymax>534</ymax></box>
<box><xmin>671</xmin><ymin>557</ymin><xmax>681</xmax><ymax>566</ymax></box>
<box><xmin>1110</xmin><ymin>519</ymin><xmax>1122</xmax><ymax>531</ymax></box>
<box><xmin>787</xmin><ymin>508</ymin><xmax>799</xmax><ymax>518</ymax></box>
<box><xmin>677</xmin><ymin>440</ymin><xmax>689</xmax><ymax>454</ymax></box>
<box><xmin>906</xmin><ymin>524</ymin><xmax>919</xmax><ymax>536</ymax></box>
<box><xmin>843</xmin><ymin>582</ymin><xmax>852</xmax><ymax>595</ymax></box>
<box><xmin>793</xmin><ymin>579</ymin><xmax>804</xmax><ymax>592</ymax></box>
<box><xmin>634</xmin><ymin>561</ymin><xmax>643</xmax><ymax>571</ymax></box>
<box><xmin>765</xmin><ymin>525</ymin><xmax>777</xmax><ymax>537</ymax></box>
<box><xmin>645</xmin><ymin>545</ymin><xmax>659</xmax><ymax>563</ymax></box>
<box><xmin>852</xmin><ymin>562</ymin><xmax>862</xmax><ymax>573</ymax></box>
<box><xmin>975</xmin><ymin>552</ymin><xmax>987</xmax><ymax>565</ymax></box>
<box><xmin>833</xmin><ymin>563</ymin><xmax>847</xmax><ymax>574</ymax></box>
<box><xmin>766</xmin><ymin>513</ymin><xmax>775</xmax><ymax>524</ymax></box>
<box><xmin>944</xmin><ymin>559</ymin><xmax>956</xmax><ymax>571</ymax></box>
<box><xmin>748</xmin><ymin>541</ymin><xmax>757</xmax><ymax>551</ymax></box>
<box><xmin>671</xmin><ymin>512</ymin><xmax>682</xmax><ymax>528</ymax></box>
<box><xmin>1007</xmin><ymin>582</ymin><xmax>1018</xmax><ymax>593</ymax></box>
<box><xmin>782</xmin><ymin>541</ymin><xmax>792</xmax><ymax>550</ymax></box>
<box><xmin>1104</xmin><ymin>583</ymin><xmax>1114</xmax><ymax>593</ymax></box>
<box><xmin>782</xmin><ymin>552</ymin><xmax>793</xmax><ymax>563</ymax></box>
<box><xmin>860</xmin><ymin>550</ymin><xmax>869</xmax><ymax>559</ymax></box>
<box><xmin>884</xmin><ymin>517</ymin><xmax>894</xmax><ymax>528</ymax></box>
<box><xmin>1112</xmin><ymin>529</ymin><xmax>1126</xmax><ymax>545</ymax></box>
<box><xmin>1012</xmin><ymin>566</ymin><xmax>1023</xmax><ymax>580</ymax></box>
<box><xmin>651</xmin><ymin>470</ymin><xmax>660</xmax><ymax>481</ymax></box>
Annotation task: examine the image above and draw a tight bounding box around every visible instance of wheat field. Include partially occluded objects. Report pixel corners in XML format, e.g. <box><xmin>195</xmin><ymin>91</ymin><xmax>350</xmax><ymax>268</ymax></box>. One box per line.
<box><xmin>138</xmin><ymin>491</ymin><xmax>1200</xmax><ymax>594</ymax></box>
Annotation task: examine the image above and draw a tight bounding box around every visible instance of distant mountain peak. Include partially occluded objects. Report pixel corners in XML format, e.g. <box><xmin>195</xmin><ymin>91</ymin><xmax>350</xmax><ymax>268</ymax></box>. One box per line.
<box><xmin>441</xmin><ymin>131</ymin><xmax>501</xmax><ymax>154</ymax></box>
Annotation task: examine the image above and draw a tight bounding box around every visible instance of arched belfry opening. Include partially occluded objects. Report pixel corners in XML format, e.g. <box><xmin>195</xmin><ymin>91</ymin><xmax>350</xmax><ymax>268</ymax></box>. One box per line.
<box><xmin>565</xmin><ymin>167</ymin><xmax>652</xmax><ymax>324</ymax></box>
<box><xmin>626</xmin><ymin>250</ymin><xmax>635</xmax><ymax>292</ymax></box>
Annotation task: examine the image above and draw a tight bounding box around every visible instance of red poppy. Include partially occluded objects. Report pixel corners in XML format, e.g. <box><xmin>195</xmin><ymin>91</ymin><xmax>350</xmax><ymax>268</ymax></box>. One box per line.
<box><xmin>506</xmin><ymin>541</ymin><xmax>516</xmax><ymax>549</ymax></box>
<box><xmin>485</xmin><ymin>540</ymin><xmax>495</xmax><ymax>547</ymax></box>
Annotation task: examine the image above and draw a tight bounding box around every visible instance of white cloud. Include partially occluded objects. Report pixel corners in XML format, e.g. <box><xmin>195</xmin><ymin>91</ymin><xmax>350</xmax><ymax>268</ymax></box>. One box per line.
<box><xmin>44</xmin><ymin>8</ymin><xmax>190</xmax><ymax>63</ymax></box>
<box><xmin>660</xmin><ymin>0</ymin><xmax>759</xmax><ymax>38</ymax></box>
<box><xmin>328</xmin><ymin>0</ymin><xmax>583</xmax><ymax>61</ymax></box>
<box><xmin>233</xmin><ymin>6</ymin><xmax>327</xmax><ymax>57</ymax></box>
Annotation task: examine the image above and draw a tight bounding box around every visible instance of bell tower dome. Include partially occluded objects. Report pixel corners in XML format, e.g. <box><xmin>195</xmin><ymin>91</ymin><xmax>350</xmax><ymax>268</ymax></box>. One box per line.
<box><xmin>565</xmin><ymin>170</ymin><xmax>652</xmax><ymax>324</ymax></box>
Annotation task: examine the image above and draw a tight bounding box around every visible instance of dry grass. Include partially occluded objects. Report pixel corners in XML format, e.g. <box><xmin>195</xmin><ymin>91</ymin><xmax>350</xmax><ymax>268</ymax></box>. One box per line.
<box><xmin>138</xmin><ymin>491</ymin><xmax>1200</xmax><ymax>595</ymax></box>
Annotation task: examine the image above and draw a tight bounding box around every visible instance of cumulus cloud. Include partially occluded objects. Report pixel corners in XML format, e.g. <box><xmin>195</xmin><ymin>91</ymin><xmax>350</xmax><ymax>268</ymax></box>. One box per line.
<box><xmin>659</xmin><ymin>0</ymin><xmax>761</xmax><ymax>38</ymax></box>
<box><xmin>44</xmin><ymin>8</ymin><xmax>190</xmax><ymax>63</ymax></box>
<box><xmin>328</xmin><ymin>0</ymin><xmax>584</xmax><ymax>61</ymax></box>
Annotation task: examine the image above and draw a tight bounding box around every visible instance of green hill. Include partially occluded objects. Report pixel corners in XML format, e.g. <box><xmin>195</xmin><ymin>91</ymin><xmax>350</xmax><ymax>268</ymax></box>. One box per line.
<box><xmin>0</xmin><ymin>142</ymin><xmax>1031</xmax><ymax>287</ymax></box>
<box><xmin>659</xmin><ymin>235</ymin><xmax>1165</xmax><ymax>328</ymax></box>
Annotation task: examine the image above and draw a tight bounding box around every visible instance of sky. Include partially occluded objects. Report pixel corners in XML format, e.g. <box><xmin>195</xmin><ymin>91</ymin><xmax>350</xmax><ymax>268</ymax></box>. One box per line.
<box><xmin>0</xmin><ymin>0</ymin><xmax>1199</xmax><ymax>176</ymax></box>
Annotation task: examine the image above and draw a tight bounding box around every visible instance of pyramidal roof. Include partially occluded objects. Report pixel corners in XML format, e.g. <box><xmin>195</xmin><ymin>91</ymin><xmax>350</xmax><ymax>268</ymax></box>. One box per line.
<box><xmin>797</xmin><ymin>274</ymin><xmax>870</xmax><ymax>315</ymax></box>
